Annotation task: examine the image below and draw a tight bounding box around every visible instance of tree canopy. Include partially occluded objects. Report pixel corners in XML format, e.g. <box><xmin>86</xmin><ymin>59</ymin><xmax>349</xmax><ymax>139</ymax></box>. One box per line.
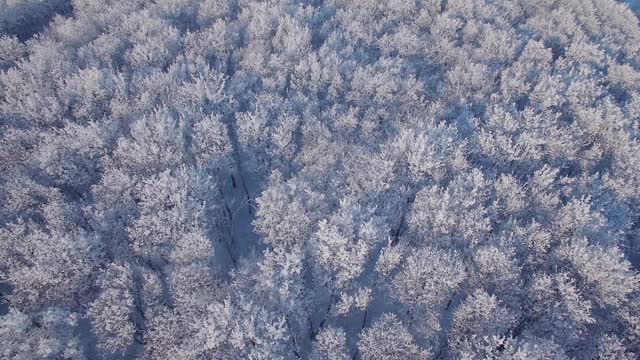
<box><xmin>1</xmin><ymin>0</ymin><xmax>640</xmax><ymax>359</ymax></box>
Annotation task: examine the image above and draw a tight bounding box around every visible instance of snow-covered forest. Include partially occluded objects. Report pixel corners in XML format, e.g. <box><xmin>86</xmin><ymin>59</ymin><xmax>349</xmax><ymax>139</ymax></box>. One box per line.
<box><xmin>1</xmin><ymin>0</ymin><xmax>640</xmax><ymax>358</ymax></box>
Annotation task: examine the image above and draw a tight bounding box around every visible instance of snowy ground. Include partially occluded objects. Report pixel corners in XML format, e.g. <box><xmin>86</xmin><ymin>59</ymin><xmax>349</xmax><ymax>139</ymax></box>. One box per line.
<box><xmin>219</xmin><ymin>170</ymin><xmax>263</xmax><ymax>273</ymax></box>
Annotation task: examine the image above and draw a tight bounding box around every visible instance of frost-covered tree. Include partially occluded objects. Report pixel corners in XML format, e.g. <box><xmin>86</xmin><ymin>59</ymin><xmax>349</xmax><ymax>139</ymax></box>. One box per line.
<box><xmin>87</xmin><ymin>262</ymin><xmax>135</xmax><ymax>354</ymax></box>
<box><xmin>0</xmin><ymin>308</ymin><xmax>85</xmax><ymax>360</ymax></box>
<box><xmin>310</xmin><ymin>326</ymin><xmax>349</xmax><ymax>360</ymax></box>
<box><xmin>357</xmin><ymin>313</ymin><xmax>431</xmax><ymax>360</ymax></box>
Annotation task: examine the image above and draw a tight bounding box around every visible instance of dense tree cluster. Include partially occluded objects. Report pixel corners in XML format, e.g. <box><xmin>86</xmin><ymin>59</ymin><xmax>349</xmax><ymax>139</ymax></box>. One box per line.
<box><xmin>1</xmin><ymin>0</ymin><xmax>640</xmax><ymax>358</ymax></box>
